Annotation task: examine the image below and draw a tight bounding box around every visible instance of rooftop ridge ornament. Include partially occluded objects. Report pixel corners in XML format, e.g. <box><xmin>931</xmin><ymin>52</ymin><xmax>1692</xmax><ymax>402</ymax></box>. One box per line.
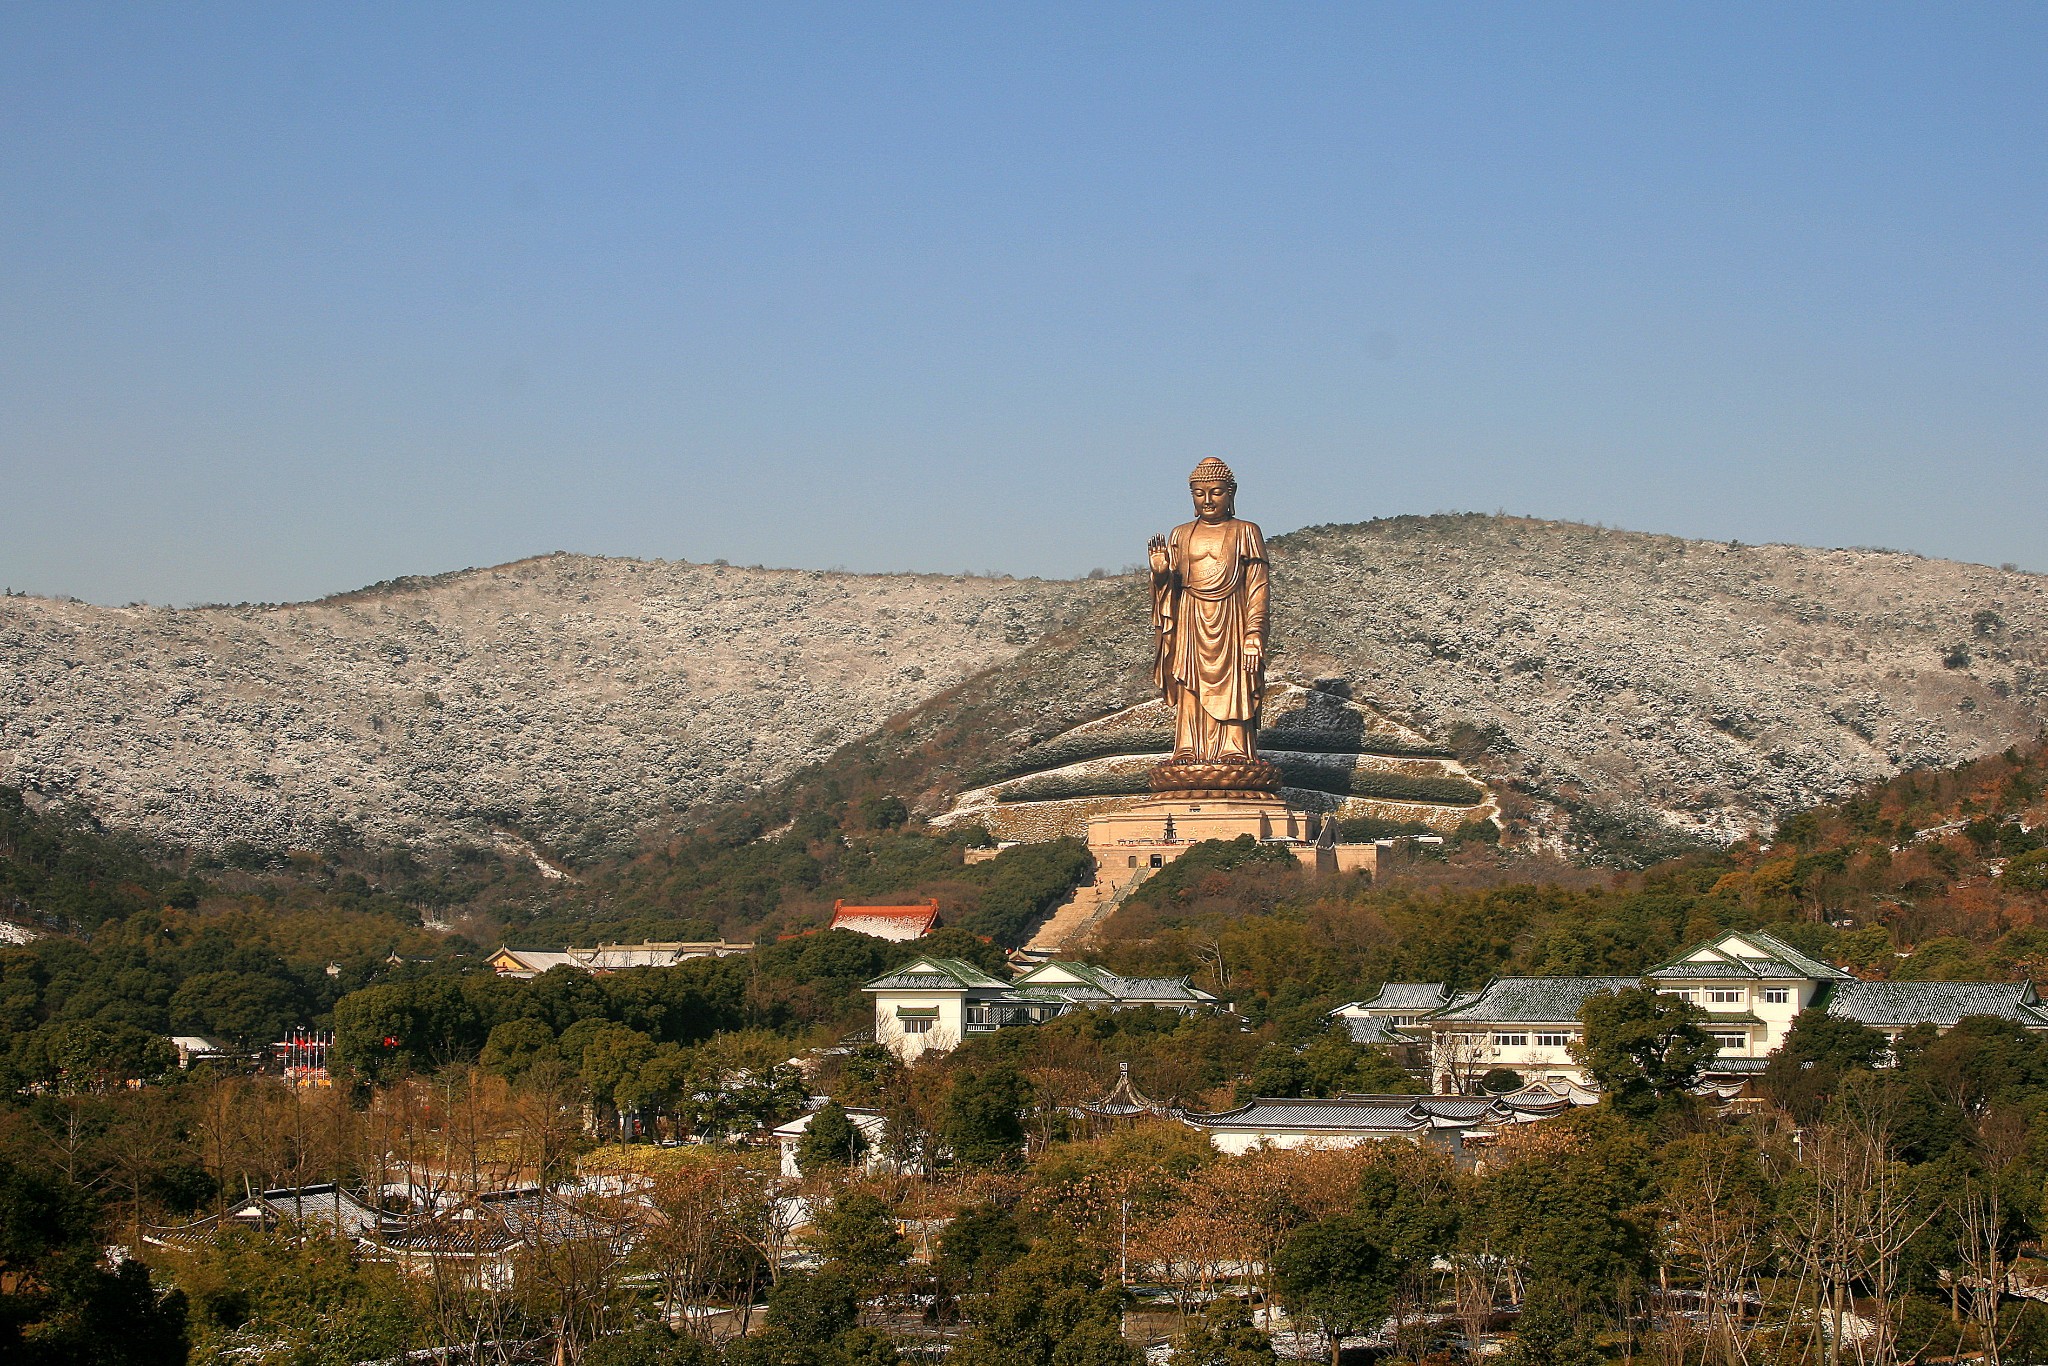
<box><xmin>1147</xmin><ymin>460</ymin><xmax>1281</xmax><ymax>795</ymax></box>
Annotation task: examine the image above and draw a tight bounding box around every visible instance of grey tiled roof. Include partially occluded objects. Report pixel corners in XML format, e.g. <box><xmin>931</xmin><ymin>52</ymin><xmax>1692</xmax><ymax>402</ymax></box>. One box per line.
<box><xmin>1700</xmin><ymin>1057</ymin><xmax>1772</xmax><ymax>1074</ymax></box>
<box><xmin>1338</xmin><ymin>1093</ymin><xmax>1497</xmax><ymax>1120</ymax></box>
<box><xmin>1494</xmin><ymin>1090</ymin><xmax>1579</xmax><ymax>1114</ymax></box>
<box><xmin>1822</xmin><ymin>980</ymin><xmax>2048</xmax><ymax>1029</ymax></box>
<box><xmin>1428</xmin><ymin>977</ymin><xmax>1638</xmax><ymax>1024</ymax></box>
<box><xmin>1016</xmin><ymin>961</ymin><xmax>1215</xmax><ymax>1003</ymax></box>
<box><xmin>1181</xmin><ymin>1098</ymin><xmax>1430</xmax><ymax>1132</ymax></box>
<box><xmin>240</xmin><ymin>1185</ymin><xmax>395</xmax><ymax>1239</ymax></box>
<box><xmin>1109</xmin><ymin>976</ymin><xmax>1216</xmax><ymax>1001</ymax></box>
<box><xmin>1183</xmin><ymin>1094</ymin><xmax>1522</xmax><ymax>1131</ymax></box>
<box><xmin>1340</xmin><ymin>1016</ymin><xmax>1410</xmax><ymax>1046</ymax></box>
<box><xmin>1012</xmin><ymin>984</ymin><xmax>1113</xmax><ymax>1002</ymax></box>
<box><xmin>466</xmin><ymin>1189</ymin><xmax>627</xmax><ymax>1247</ymax></box>
<box><xmin>1007</xmin><ymin>962</ymin><xmax>1215</xmax><ymax>1005</ymax></box>
<box><xmin>1081</xmin><ymin>1065</ymin><xmax>1173</xmax><ymax>1118</ymax></box>
<box><xmin>1346</xmin><ymin>982</ymin><xmax>1454</xmax><ymax>1011</ymax></box>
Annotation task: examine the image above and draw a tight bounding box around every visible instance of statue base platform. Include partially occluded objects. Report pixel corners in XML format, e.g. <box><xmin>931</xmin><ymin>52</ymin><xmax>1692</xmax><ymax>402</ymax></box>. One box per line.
<box><xmin>1148</xmin><ymin>757</ymin><xmax>1282</xmax><ymax>796</ymax></box>
<box><xmin>1088</xmin><ymin>793</ymin><xmax>1306</xmax><ymax>848</ymax></box>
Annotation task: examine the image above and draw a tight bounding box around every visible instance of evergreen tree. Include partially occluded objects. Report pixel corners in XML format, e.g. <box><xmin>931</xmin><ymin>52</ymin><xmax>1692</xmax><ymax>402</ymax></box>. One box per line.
<box><xmin>1169</xmin><ymin>1300</ymin><xmax>1277</xmax><ymax>1366</ymax></box>
<box><xmin>1569</xmin><ymin>985</ymin><xmax>1714</xmax><ymax>1117</ymax></box>
<box><xmin>944</xmin><ymin>1067</ymin><xmax>1029</xmax><ymax>1168</ymax></box>
<box><xmin>1759</xmin><ymin>1010</ymin><xmax>1888</xmax><ymax>1121</ymax></box>
<box><xmin>797</xmin><ymin>1100</ymin><xmax>867</xmax><ymax>1174</ymax></box>
<box><xmin>936</xmin><ymin>1203</ymin><xmax>1027</xmax><ymax>1297</ymax></box>
<box><xmin>818</xmin><ymin>1191</ymin><xmax>907</xmax><ymax>1298</ymax></box>
<box><xmin>0</xmin><ymin>1156</ymin><xmax>189</xmax><ymax>1366</ymax></box>
<box><xmin>950</xmin><ymin>1237</ymin><xmax>1137</xmax><ymax>1366</ymax></box>
<box><xmin>1273</xmin><ymin>1216</ymin><xmax>1397</xmax><ymax>1366</ymax></box>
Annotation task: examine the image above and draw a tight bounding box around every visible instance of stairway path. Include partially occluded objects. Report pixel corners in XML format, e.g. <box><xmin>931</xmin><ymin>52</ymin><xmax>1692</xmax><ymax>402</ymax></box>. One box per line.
<box><xmin>1015</xmin><ymin>862</ymin><xmax>1158</xmax><ymax>961</ymax></box>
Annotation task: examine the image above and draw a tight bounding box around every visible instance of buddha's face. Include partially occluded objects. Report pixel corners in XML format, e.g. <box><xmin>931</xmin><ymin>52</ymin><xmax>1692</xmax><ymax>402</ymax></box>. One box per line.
<box><xmin>1190</xmin><ymin>480</ymin><xmax>1234</xmax><ymax>523</ymax></box>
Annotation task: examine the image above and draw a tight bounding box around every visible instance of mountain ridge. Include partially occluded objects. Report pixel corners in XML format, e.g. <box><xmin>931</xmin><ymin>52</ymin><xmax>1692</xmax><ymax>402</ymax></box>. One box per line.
<box><xmin>4</xmin><ymin>516</ymin><xmax>2044</xmax><ymax>857</ymax></box>
<box><xmin>0</xmin><ymin>552</ymin><xmax>1105</xmax><ymax>853</ymax></box>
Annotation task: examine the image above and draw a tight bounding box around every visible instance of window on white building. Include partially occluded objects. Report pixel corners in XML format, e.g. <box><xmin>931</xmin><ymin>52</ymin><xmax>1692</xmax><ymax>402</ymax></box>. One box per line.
<box><xmin>900</xmin><ymin>1017</ymin><xmax>934</xmax><ymax>1035</ymax></box>
<box><xmin>1534</xmin><ymin>1033</ymin><xmax>1570</xmax><ymax>1048</ymax></box>
<box><xmin>965</xmin><ymin>1007</ymin><xmax>988</xmax><ymax>1026</ymax></box>
<box><xmin>1706</xmin><ymin>989</ymin><xmax>1746</xmax><ymax>1004</ymax></box>
<box><xmin>1763</xmin><ymin>988</ymin><xmax>1790</xmax><ymax>1004</ymax></box>
<box><xmin>1385</xmin><ymin>1015</ymin><xmax>1419</xmax><ymax>1027</ymax></box>
<box><xmin>1713</xmin><ymin>1033</ymin><xmax>1747</xmax><ymax>1051</ymax></box>
<box><xmin>1494</xmin><ymin>1033</ymin><xmax>1528</xmax><ymax>1047</ymax></box>
<box><xmin>1661</xmin><ymin>989</ymin><xmax>1695</xmax><ymax>1001</ymax></box>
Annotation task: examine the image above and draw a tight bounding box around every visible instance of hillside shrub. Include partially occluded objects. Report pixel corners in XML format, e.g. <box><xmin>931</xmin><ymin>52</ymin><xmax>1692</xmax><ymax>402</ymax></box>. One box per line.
<box><xmin>998</xmin><ymin>768</ymin><xmax>1484</xmax><ymax>806</ymax></box>
<box><xmin>967</xmin><ymin>728</ymin><xmax>1452</xmax><ymax>788</ymax></box>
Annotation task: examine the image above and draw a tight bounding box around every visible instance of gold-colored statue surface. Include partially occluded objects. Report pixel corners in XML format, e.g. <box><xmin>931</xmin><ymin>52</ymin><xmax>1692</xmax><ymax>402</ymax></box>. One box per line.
<box><xmin>1148</xmin><ymin>458</ymin><xmax>1279</xmax><ymax>793</ymax></box>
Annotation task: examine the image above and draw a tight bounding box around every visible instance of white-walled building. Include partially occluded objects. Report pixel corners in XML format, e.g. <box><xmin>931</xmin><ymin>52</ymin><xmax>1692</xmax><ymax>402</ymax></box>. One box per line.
<box><xmin>487</xmin><ymin>940</ymin><xmax>752</xmax><ymax>978</ymax></box>
<box><xmin>864</xmin><ymin>956</ymin><xmax>1221</xmax><ymax>1061</ymax></box>
<box><xmin>1642</xmin><ymin>929</ymin><xmax>1852</xmax><ymax>1059</ymax></box>
<box><xmin>1339</xmin><ymin>928</ymin><xmax>2048</xmax><ymax>1095</ymax></box>
<box><xmin>771</xmin><ymin>1105</ymin><xmax>893</xmax><ymax>1179</ymax></box>
<box><xmin>864</xmin><ymin>957</ymin><xmax>1012</xmax><ymax>1061</ymax></box>
<box><xmin>1178</xmin><ymin>1090</ymin><xmax>1575</xmax><ymax>1157</ymax></box>
<box><xmin>1329</xmin><ymin>982</ymin><xmax>1469</xmax><ymax>1045</ymax></box>
<box><xmin>1423</xmin><ymin>977</ymin><xmax>1638</xmax><ymax>1091</ymax></box>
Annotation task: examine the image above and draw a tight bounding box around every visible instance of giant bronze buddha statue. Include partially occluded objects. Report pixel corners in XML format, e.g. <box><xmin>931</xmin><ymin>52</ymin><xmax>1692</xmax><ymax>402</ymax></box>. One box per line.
<box><xmin>1147</xmin><ymin>459</ymin><xmax>1281</xmax><ymax>793</ymax></box>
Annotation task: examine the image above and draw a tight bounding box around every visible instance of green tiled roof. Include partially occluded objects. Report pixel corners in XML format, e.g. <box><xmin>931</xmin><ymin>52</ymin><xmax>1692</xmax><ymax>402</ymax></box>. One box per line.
<box><xmin>862</xmin><ymin>957</ymin><xmax>1010</xmax><ymax>992</ymax></box>
<box><xmin>1648</xmin><ymin>929</ymin><xmax>1854</xmax><ymax>983</ymax></box>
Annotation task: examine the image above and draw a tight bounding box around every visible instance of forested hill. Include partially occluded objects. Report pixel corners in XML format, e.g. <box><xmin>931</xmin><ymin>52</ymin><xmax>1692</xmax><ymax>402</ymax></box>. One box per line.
<box><xmin>7</xmin><ymin>732</ymin><xmax>2044</xmax><ymax>1072</ymax></box>
<box><xmin>1084</xmin><ymin>738</ymin><xmax>2048</xmax><ymax>1026</ymax></box>
<box><xmin>3</xmin><ymin>517</ymin><xmax>2045</xmax><ymax>859</ymax></box>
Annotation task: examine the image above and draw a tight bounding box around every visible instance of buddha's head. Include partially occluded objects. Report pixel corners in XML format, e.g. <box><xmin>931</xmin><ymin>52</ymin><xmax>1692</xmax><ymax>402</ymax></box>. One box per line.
<box><xmin>1188</xmin><ymin>458</ymin><xmax>1237</xmax><ymax>523</ymax></box>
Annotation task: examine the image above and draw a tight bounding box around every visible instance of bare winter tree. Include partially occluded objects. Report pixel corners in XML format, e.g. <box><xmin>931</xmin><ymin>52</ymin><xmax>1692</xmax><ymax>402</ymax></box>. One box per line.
<box><xmin>1430</xmin><ymin>1028</ymin><xmax>1495</xmax><ymax>1095</ymax></box>
<box><xmin>641</xmin><ymin>1152</ymin><xmax>774</xmax><ymax>1335</ymax></box>
<box><xmin>1658</xmin><ymin>1134</ymin><xmax>1770</xmax><ymax>1366</ymax></box>
<box><xmin>1781</xmin><ymin>1077</ymin><xmax>1940</xmax><ymax>1366</ymax></box>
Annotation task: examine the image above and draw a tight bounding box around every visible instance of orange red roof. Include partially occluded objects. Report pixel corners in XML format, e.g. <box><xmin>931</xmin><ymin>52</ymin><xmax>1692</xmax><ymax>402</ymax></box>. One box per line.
<box><xmin>829</xmin><ymin>898</ymin><xmax>941</xmax><ymax>942</ymax></box>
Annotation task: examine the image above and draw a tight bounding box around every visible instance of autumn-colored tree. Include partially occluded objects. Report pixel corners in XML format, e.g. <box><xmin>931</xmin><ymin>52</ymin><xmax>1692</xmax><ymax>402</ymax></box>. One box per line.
<box><xmin>641</xmin><ymin>1151</ymin><xmax>773</xmax><ymax>1333</ymax></box>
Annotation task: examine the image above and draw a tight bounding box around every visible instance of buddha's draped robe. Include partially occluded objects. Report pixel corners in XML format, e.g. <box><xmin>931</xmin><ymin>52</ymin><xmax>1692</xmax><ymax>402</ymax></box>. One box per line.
<box><xmin>1151</xmin><ymin>517</ymin><xmax>1270</xmax><ymax>762</ymax></box>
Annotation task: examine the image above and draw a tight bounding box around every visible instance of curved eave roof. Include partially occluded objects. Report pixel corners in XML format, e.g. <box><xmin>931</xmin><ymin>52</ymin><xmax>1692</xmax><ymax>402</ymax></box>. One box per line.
<box><xmin>1180</xmin><ymin>1099</ymin><xmax>1431</xmax><ymax>1133</ymax></box>
<box><xmin>1822</xmin><ymin>980</ymin><xmax>2048</xmax><ymax>1028</ymax></box>
<box><xmin>1427</xmin><ymin>977</ymin><xmax>1638</xmax><ymax>1024</ymax></box>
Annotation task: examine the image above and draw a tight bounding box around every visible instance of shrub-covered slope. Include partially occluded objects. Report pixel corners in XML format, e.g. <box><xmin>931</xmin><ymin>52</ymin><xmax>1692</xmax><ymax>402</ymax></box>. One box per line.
<box><xmin>852</xmin><ymin>515</ymin><xmax>2048</xmax><ymax>855</ymax></box>
<box><xmin>0</xmin><ymin>554</ymin><xmax>1105</xmax><ymax>853</ymax></box>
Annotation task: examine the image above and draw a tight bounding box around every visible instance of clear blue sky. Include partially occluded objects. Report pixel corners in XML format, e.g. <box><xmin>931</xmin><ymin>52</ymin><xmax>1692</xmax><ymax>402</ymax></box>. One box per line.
<box><xmin>3</xmin><ymin>4</ymin><xmax>2042</xmax><ymax>604</ymax></box>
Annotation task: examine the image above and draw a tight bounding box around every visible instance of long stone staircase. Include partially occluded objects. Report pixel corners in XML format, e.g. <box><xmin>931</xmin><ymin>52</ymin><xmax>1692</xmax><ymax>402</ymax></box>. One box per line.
<box><xmin>1013</xmin><ymin>863</ymin><xmax>1158</xmax><ymax>962</ymax></box>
